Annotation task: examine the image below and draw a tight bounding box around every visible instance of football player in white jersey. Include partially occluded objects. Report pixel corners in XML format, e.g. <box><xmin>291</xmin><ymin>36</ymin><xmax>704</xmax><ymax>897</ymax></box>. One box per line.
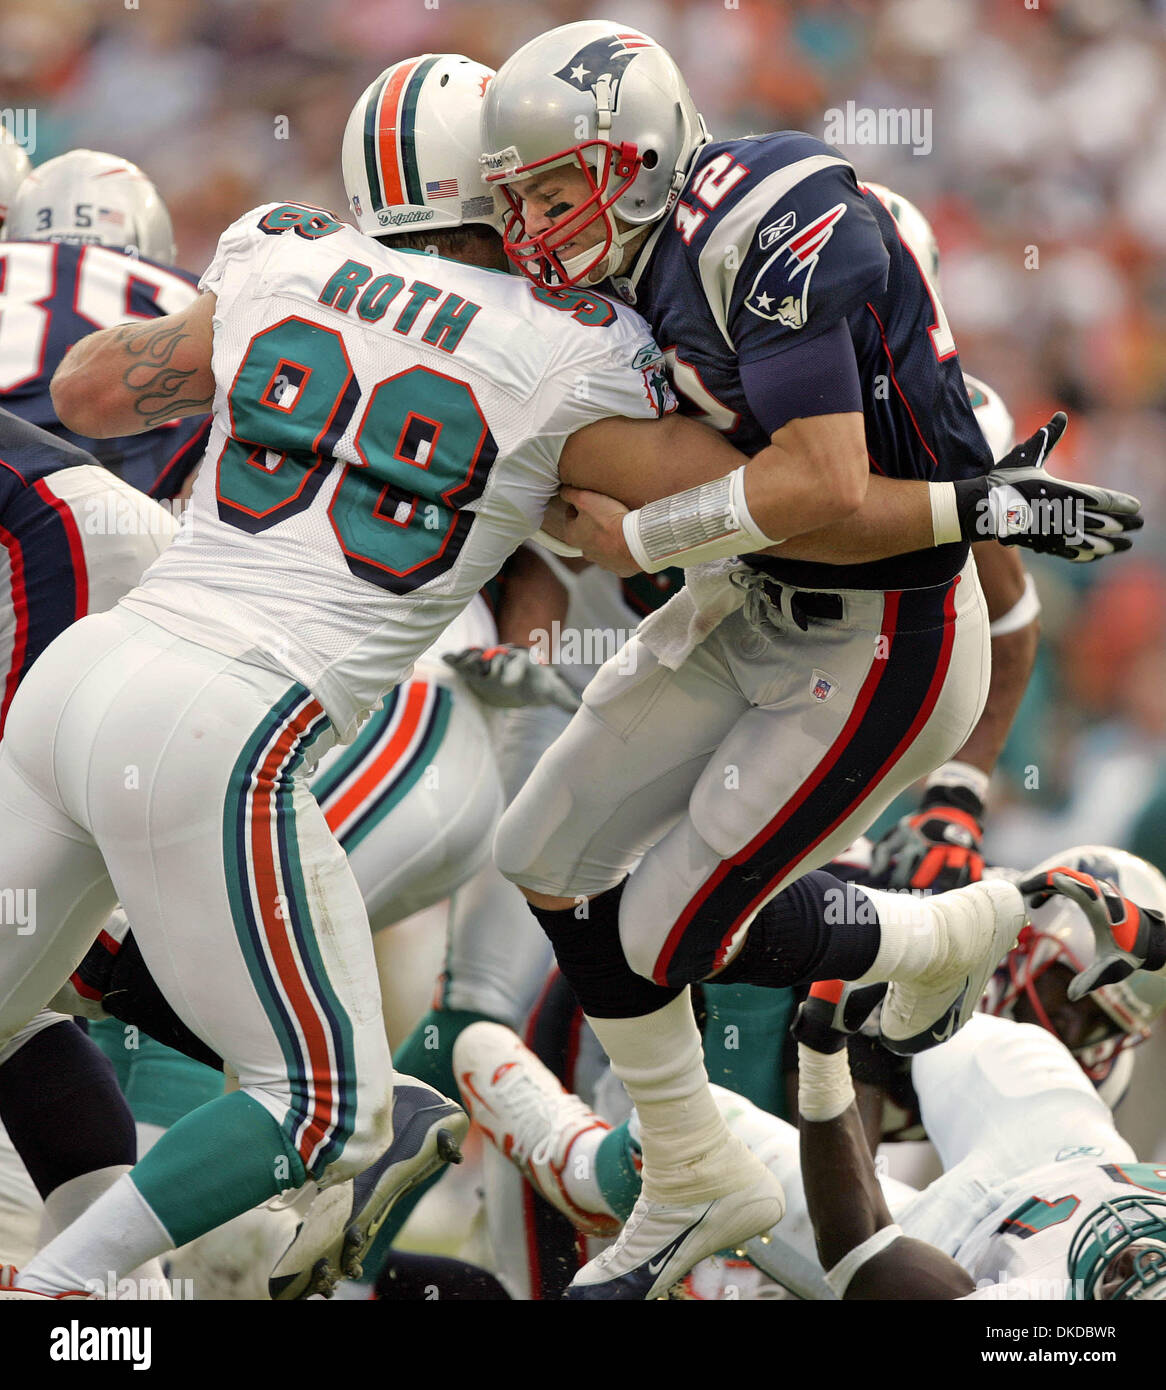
<box><xmin>0</xmin><ymin>50</ymin><xmax>803</xmax><ymax>1298</ymax></box>
<box><xmin>792</xmin><ymin>895</ymin><xmax>1166</xmax><ymax>1302</ymax></box>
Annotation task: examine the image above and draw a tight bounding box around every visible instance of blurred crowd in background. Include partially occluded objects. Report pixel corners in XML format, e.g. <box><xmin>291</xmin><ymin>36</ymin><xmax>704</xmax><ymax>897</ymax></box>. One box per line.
<box><xmin>2</xmin><ymin>0</ymin><xmax>1164</xmax><ymax>872</ymax></box>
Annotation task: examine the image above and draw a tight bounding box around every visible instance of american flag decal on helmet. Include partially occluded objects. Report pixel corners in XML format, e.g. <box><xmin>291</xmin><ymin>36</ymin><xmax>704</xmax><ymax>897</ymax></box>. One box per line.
<box><xmin>426</xmin><ymin>178</ymin><xmax>459</xmax><ymax>199</ymax></box>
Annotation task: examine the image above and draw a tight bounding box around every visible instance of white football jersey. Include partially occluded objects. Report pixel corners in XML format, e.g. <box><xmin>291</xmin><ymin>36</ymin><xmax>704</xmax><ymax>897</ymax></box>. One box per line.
<box><xmin>123</xmin><ymin>203</ymin><xmax>673</xmax><ymax>740</ymax></box>
<box><xmin>957</xmin><ymin>1157</ymin><xmax>1166</xmax><ymax>1298</ymax></box>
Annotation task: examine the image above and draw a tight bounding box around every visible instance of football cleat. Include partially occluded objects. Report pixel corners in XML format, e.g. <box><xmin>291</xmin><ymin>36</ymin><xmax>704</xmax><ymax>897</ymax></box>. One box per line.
<box><xmin>453</xmin><ymin>1021</ymin><xmax>619</xmax><ymax>1237</ymax></box>
<box><xmin>562</xmin><ymin>1140</ymin><xmax>786</xmax><ymax>1301</ymax></box>
<box><xmin>268</xmin><ymin>1079</ymin><xmax>467</xmax><ymax>1300</ymax></box>
<box><xmin>881</xmin><ymin>879</ymin><xmax>1026</xmax><ymax>1055</ymax></box>
<box><xmin>1018</xmin><ymin>866</ymin><xmax>1166</xmax><ymax>1001</ymax></box>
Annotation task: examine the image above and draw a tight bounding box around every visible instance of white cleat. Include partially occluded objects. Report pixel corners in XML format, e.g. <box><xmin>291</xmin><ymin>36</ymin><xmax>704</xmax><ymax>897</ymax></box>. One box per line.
<box><xmin>268</xmin><ymin>1078</ymin><xmax>467</xmax><ymax>1300</ymax></box>
<box><xmin>453</xmin><ymin>1021</ymin><xmax>620</xmax><ymax>1237</ymax></box>
<box><xmin>881</xmin><ymin>879</ymin><xmax>1026</xmax><ymax>1055</ymax></box>
<box><xmin>564</xmin><ymin>1136</ymin><xmax>786</xmax><ymax>1300</ymax></box>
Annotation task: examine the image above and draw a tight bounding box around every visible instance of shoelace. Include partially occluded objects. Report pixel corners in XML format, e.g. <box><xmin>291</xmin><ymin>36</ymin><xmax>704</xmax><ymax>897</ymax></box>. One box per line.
<box><xmin>492</xmin><ymin>1068</ymin><xmax>599</xmax><ymax>1168</ymax></box>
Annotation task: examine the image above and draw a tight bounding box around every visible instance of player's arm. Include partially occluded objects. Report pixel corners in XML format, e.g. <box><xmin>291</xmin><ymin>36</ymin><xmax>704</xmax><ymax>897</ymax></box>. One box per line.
<box><xmin>51</xmin><ymin>292</ymin><xmax>217</xmax><ymax>437</ymax></box>
<box><xmin>559</xmin><ymin>405</ymin><xmax>868</xmax><ymax>570</ymax></box>
<box><xmin>793</xmin><ymin>986</ymin><xmax>974</xmax><ymax>1300</ymax></box>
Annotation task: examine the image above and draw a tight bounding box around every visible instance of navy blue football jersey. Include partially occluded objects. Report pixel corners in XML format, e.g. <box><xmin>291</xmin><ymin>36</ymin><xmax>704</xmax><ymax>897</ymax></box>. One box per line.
<box><xmin>0</xmin><ymin>409</ymin><xmax>112</xmax><ymax>733</ymax></box>
<box><xmin>615</xmin><ymin>131</ymin><xmax>991</xmax><ymax>589</ymax></box>
<box><xmin>0</xmin><ymin>241</ymin><xmax>210</xmax><ymax>499</ymax></box>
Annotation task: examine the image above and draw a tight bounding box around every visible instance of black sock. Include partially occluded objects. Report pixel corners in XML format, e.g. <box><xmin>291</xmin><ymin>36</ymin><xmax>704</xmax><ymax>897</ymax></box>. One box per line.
<box><xmin>712</xmin><ymin>871</ymin><xmax>881</xmax><ymax>988</ymax></box>
<box><xmin>528</xmin><ymin>880</ymin><xmax>682</xmax><ymax>1019</ymax></box>
<box><xmin>0</xmin><ymin>1020</ymin><xmax>136</xmax><ymax>1198</ymax></box>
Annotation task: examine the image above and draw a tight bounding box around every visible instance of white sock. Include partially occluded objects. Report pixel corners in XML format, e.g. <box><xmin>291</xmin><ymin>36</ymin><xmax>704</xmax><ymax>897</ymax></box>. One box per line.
<box><xmin>850</xmin><ymin>887</ymin><xmax>942</xmax><ymax>985</ymax></box>
<box><xmin>20</xmin><ymin>1173</ymin><xmax>172</xmax><ymax>1298</ymax></box>
<box><xmin>560</xmin><ymin>1125</ymin><xmax>617</xmax><ymax>1219</ymax></box>
<box><xmin>584</xmin><ymin>991</ymin><xmax>753</xmax><ymax>1203</ymax></box>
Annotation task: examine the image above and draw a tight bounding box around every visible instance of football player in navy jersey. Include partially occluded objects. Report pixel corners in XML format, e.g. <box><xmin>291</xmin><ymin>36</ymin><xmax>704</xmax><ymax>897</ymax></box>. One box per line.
<box><xmin>1</xmin><ymin>149</ymin><xmax>210</xmax><ymax>500</ymax></box>
<box><xmin>482</xmin><ymin>21</ymin><xmax>1145</xmax><ymax>1297</ymax></box>
<box><xmin>0</xmin><ymin>408</ymin><xmax>183</xmax><ymax>1294</ymax></box>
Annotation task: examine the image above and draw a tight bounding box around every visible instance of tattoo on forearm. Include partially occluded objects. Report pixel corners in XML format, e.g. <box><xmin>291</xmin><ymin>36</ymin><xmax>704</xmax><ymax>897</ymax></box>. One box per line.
<box><xmin>113</xmin><ymin>319</ymin><xmax>214</xmax><ymax>427</ymax></box>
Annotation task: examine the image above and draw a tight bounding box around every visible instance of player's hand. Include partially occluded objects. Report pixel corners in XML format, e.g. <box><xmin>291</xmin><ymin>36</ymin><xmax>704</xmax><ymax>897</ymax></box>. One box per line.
<box><xmin>868</xmin><ymin>786</ymin><xmax>985</xmax><ymax>892</ymax></box>
<box><xmin>792</xmin><ymin>979</ymin><xmax>888</xmax><ymax>1055</ymax></box>
<box><xmin>559</xmin><ymin>486</ymin><xmax>639</xmax><ymax>577</ymax></box>
<box><xmin>1018</xmin><ymin>866</ymin><xmax>1166</xmax><ymax>1000</ymax></box>
<box><xmin>442</xmin><ymin>644</ymin><xmax>580</xmax><ymax>713</ymax></box>
<box><xmin>976</xmin><ymin>413</ymin><xmax>1143</xmax><ymax>561</ymax></box>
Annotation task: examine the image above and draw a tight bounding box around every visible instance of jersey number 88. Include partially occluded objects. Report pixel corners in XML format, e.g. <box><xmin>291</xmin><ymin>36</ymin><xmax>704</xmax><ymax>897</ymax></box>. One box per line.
<box><xmin>215</xmin><ymin>315</ymin><xmax>497</xmax><ymax>593</ymax></box>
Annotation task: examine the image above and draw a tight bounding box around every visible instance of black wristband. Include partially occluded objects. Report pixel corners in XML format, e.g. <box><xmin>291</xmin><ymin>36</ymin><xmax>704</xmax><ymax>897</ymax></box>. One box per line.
<box><xmin>952</xmin><ymin>476</ymin><xmax>991</xmax><ymax>541</ymax></box>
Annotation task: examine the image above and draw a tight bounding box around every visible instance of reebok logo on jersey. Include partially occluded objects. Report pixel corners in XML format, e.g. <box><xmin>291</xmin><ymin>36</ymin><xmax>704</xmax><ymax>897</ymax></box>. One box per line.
<box><xmin>757</xmin><ymin>211</ymin><xmax>796</xmax><ymax>251</ymax></box>
<box><xmin>745</xmin><ymin>203</ymin><xmax>848</xmax><ymax>330</ymax></box>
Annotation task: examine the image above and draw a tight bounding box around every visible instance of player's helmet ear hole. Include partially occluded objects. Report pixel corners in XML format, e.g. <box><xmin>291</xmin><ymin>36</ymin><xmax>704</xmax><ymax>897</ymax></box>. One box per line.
<box><xmin>440</xmin><ymin>73</ymin><xmax>449</xmax><ymax>87</ymax></box>
<box><xmin>642</xmin><ymin>149</ymin><xmax>659</xmax><ymax>170</ymax></box>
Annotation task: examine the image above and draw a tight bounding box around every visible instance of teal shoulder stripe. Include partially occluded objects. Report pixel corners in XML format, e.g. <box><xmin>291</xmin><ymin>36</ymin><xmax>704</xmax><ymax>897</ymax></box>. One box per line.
<box><xmin>362</xmin><ymin>69</ymin><xmax>392</xmax><ymax>214</ymax></box>
<box><xmin>339</xmin><ymin>686</ymin><xmax>452</xmax><ymax>854</ymax></box>
<box><xmin>310</xmin><ymin>692</ymin><xmax>400</xmax><ymax>804</ymax></box>
<box><xmin>399</xmin><ymin>56</ymin><xmax>439</xmax><ymax>207</ymax></box>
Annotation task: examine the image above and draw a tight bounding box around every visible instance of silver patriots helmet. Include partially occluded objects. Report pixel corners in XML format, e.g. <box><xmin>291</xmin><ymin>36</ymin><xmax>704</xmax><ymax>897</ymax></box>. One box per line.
<box><xmin>481</xmin><ymin>20</ymin><xmax>709</xmax><ymax>287</ymax></box>
<box><xmin>5</xmin><ymin>149</ymin><xmax>175</xmax><ymax>264</ymax></box>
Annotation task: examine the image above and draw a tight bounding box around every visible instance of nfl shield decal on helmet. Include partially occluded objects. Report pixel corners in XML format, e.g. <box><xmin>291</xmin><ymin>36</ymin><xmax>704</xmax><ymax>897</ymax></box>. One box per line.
<box><xmin>810</xmin><ymin>669</ymin><xmax>838</xmax><ymax>703</ymax></box>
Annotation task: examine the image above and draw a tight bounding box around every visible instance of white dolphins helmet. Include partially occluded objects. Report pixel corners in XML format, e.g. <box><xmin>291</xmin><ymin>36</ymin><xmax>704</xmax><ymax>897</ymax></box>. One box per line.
<box><xmin>5</xmin><ymin>149</ymin><xmax>175</xmax><ymax>264</ymax></box>
<box><xmin>480</xmin><ymin>20</ymin><xmax>709</xmax><ymax>287</ymax></box>
<box><xmin>342</xmin><ymin>54</ymin><xmax>502</xmax><ymax>239</ymax></box>
<box><xmin>0</xmin><ymin>128</ymin><xmax>32</xmax><ymax>226</ymax></box>
<box><xmin>863</xmin><ymin>182</ymin><xmax>941</xmax><ymax>295</ymax></box>
<box><xmin>985</xmin><ymin>846</ymin><xmax>1166</xmax><ymax>1103</ymax></box>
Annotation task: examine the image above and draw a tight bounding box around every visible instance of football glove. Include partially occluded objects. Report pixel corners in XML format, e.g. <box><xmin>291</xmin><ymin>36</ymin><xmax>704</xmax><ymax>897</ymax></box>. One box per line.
<box><xmin>1018</xmin><ymin>866</ymin><xmax>1166</xmax><ymax>1001</ymax></box>
<box><xmin>442</xmin><ymin>644</ymin><xmax>581</xmax><ymax>713</ymax></box>
<box><xmin>868</xmin><ymin>784</ymin><xmax>985</xmax><ymax>893</ymax></box>
<box><xmin>954</xmin><ymin>413</ymin><xmax>1143</xmax><ymax>561</ymax></box>
<box><xmin>791</xmin><ymin>979</ymin><xmax>888</xmax><ymax>1055</ymax></box>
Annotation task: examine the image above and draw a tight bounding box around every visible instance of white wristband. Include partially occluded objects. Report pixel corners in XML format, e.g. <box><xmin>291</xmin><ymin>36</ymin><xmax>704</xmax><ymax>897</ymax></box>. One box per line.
<box><xmin>796</xmin><ymin>1042</ymin><xmax>855</xmax><ymax>1123</ymax></box>
<box><xmin>825</xmin><ymin>1225</ymin><xmax>904</xmax><ymax>1298</ymax></box>
<box><xmin>988</xmin><ymin>571</ymin><xmax>1040</xmax><ymax>637</ymax></box>
<box><xmin>924</xmin><ymin>759</ymin><xmax>991</xmax><ymax>807</ymax></box>
<box><xmin>929</xmin><ymin>481</ymin><xmax>962</xmax><ymax>546</ymax></box>
<box><xmin>623</xmin><ymin>465</ymin><xmax>782</xmax><ymax>573</ymax></box>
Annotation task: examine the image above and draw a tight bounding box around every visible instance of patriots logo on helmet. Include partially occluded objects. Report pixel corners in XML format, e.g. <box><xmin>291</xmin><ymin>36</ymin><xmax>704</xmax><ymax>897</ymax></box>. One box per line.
<box><xmin>553</xmin><ymin>32</ymin><xmax>653</xmax><ymax>109</ymax></box>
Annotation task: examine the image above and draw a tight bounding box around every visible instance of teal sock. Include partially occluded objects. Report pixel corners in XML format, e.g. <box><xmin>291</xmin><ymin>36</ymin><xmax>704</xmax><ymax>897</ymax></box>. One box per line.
<box><xmin>594</xmin><ymin>1120</ymin><xmax>642</xmax><ymax>1221</ymax></box>
<box><xmin>360</xmin><ymin>1007</ymin><xmax>497</xmax><ymax>1278</ymax></box>
<box><xmin>130</xmin><ymin>1090</ymin><xmax>304</xmax><ymax>1248</ymax></box>
<box><xmin>701</xmin><ymin>983</ymin><xmax>794</xmax><ymax>1118</ymax></box>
